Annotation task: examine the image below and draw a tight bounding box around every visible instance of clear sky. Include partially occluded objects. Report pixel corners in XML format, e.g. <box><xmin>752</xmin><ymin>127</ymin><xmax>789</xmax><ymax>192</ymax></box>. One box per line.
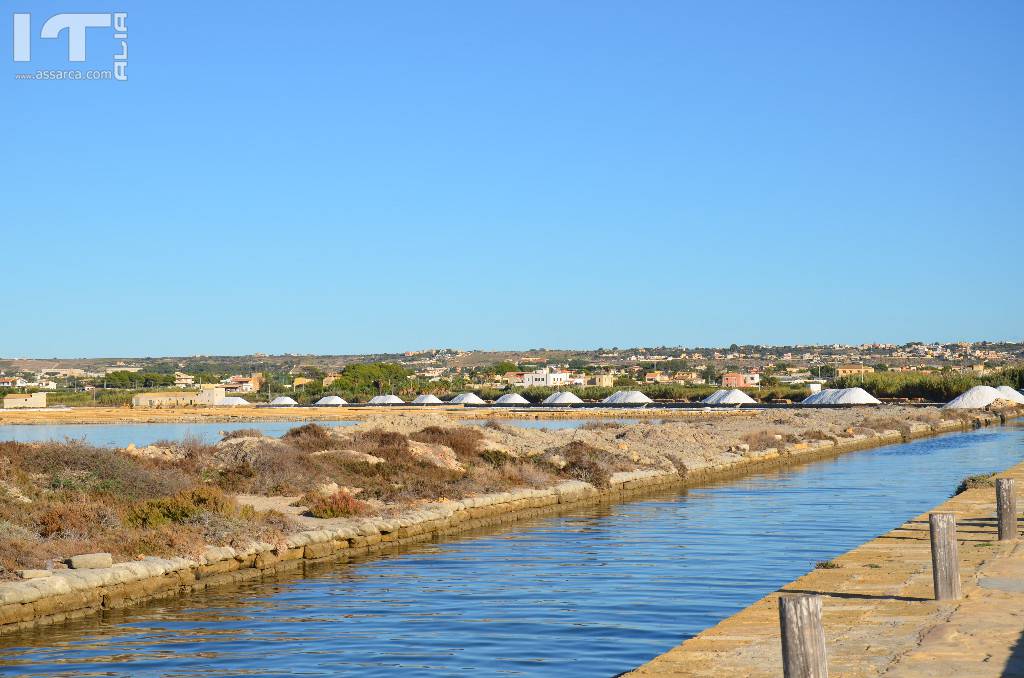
<box><xmin>3</xmin><ymin>1</ymin><xmax>1022</xmax><ymax>358</ymax></box>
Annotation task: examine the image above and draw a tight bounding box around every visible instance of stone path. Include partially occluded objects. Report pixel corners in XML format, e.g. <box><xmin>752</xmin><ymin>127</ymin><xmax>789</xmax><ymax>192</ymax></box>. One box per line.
<box><xmin>630</xmin><ymin>462</ymin><xmax>1024</xmax><ymax>677</ymax></box>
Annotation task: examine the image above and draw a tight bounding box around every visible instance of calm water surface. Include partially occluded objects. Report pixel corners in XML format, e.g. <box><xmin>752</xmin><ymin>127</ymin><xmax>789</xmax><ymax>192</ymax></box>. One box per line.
<box><xmin>0</xmin><ymin>422</ymin><xmax>359</xmax><ymax>448</ymax></box>
<box><xmin>1</xmin><ymin>425</ymin><xmax>1021</xmax><ymax>677</ymax></box>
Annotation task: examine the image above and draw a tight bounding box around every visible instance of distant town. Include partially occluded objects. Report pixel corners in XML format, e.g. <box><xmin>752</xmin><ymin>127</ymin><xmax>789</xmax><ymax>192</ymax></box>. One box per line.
<box><xmin>1</xmin><ymin>341</ymin><xmax>1022</xmax><ymax>409</ymax></box>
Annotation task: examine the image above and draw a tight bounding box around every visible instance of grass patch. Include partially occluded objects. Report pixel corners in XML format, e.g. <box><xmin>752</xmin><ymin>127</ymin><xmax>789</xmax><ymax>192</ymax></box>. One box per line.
<box><xmin>954</xmin><ymin>472</ymin><xmax>996</xmax><ymax>496</ymax></box>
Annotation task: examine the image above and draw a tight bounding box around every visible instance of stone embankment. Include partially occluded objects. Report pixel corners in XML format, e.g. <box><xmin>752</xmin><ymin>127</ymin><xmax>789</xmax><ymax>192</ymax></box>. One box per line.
<box><xmin>0</xmin><ymin>412</ymin><xmax>1005</xmax><ymax>636</ymax></box>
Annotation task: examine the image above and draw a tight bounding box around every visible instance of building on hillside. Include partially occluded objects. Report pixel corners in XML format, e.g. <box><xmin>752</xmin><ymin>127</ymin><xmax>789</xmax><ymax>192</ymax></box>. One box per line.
<box><xmin>588</xmin><ymin>374</ymin><xmax>615</xmax><ymax>388</ymax></box>
<box><xmin>293</xmin><ymin>377</ymin><xmax>314</xmax><ymax>388</ymax></box>
<box><xmin>501</xmin><ymin>372</ymin><xmax>527</xmax><ymax>387</ymax></box>
<box><xmin>672</xmin><ymin>371</ymin><xmax>701</xmax><ymax>384</ymax></box>
<box><xmin>522</xmin><ymin>367</ymin><xmax>570</xmax><ymax>388</ymax></box>
<box><xmin>835</xmin><ymin>364</ymin><xmax>875</xmax><ymax>378</ymax></box>
<box><xmin>0</xmin><ymin>377</ymin><xmax>28</xmax><ymax>388</ymax></box>
<box><xmin>3</xmin><ymin>392</ymin><xmax>47</xmax><ymax>409</ymax></box>
<box><xmin>721</xmin><ymin>372</ymin><xmax>760</xmax><ymax>388</ymax></box>
<box><xmin>132</xmin><ymin>386</ymin><xmax>225</xmax><ymax>408</ymax></box>
<box><xmin>174</xmin><ymin>372</ymin><xmax>195</xmax><ymax>387</ymax></box>
<box><xmin>322</xmin><ymin>373</ymin><xmax>342</xmax><ymax>387</ymax></box>
<box><xmin>221</xmin><ymin>373</ymin><xmax>264</xmax><ymax>393</ymax></box>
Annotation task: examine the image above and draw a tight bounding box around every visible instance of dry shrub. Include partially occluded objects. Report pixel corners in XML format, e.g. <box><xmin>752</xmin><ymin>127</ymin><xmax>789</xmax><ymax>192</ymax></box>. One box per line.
<box><xmin>0</xmin><ymin>441</ymin><xmax>193</xmax><ymax>501</ymax></box>
<box><xmin>409</xmin><ymin>426</ymin><xmax>484</xmax><ymax>459</ymax></box>
<box><xmin>282</xmin><ymin>423</ymin><xmax>336</xmax><ymax>452</ymax></box>
<box><xmin>302</xmin><ymin>490</ymin><xmax>369</xmax><ymax>518</ymax></box>
<box><xmin>741</xmin><ymin>429</ymin><xmax>795</xmax><ymax>451</ymax></box>
<box><xmin>801</xmin><ymin>429</ymin><xmax>835</xmax><ymax>442</ymax></box>
<box><xmin>126</xmin><ymin>486</ymin><xmax>238</xmax><ymax>528</ymax></box>
<box><xmin>910</xmin><ymin>410</ymin><xmax>941</xmax><ymax>425</ymax></box>
<box><xmin>37</xmin><ymin>497</ymin><xmax>121</xmax><ymax>538</ymax></box>
<box><xmin>580</xmin><ymin>421</ymin><xmax>625</xmax><ymax>431</ymax></box>
<box><xmin>860</xmin><ymin>416</ymin><xmax>911</xmax><ymax>436</ymax></box>
<box><xmin>954</xmin><ymin>473</ymin><xmax>996</xmax><ymax>496</ymax></box>
<box><xmin>555</xmin><ymin>441</ymin><xmax>614</xmax><ymax>488</ymax></box>
<box><xmin>221</xmin><ymin>428</ymin><xmax>264</xmax><ymax>441</ymax></box>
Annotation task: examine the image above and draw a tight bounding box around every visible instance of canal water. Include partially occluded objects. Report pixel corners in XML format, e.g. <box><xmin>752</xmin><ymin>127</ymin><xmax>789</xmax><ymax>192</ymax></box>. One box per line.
<box><xmin>1</xmin><ymin>425</ymin><xmax>1021</xmax><ymax>677</ymax></box>
<box><xmin>0</xmin><ymin>421</ymin><xmax>360</xmax><ymax>448</ymax></box>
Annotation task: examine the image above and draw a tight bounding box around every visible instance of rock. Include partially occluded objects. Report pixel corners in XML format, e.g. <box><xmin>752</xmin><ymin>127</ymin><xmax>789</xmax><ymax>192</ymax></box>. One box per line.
<box><xmin>214</xmin><ymin>436</ymin><xmax>289</xmax><ymax>465</ymax></box>
<box><xmin>312</xmin><ymin>449</ymin><xmax>385</xmax><ymax>465</ymax></box>
<box><xmin>68</xmin><ymin>553</ymin><xmax>113</xmax><ymax>569</ymax></box>
<box><xmin>407</xmin><ymin>441</ymin><xmax>464</xmax><ymax>472</ymax></box>
<box><xmin>123</xmin><ymin>444</ymin><xmax>186</xmax><ymax>461</ymax></box>
<box><xmin>16</xmin><ymin>570</ymin><xmax>51</xmax><ymax>580</ymax></box>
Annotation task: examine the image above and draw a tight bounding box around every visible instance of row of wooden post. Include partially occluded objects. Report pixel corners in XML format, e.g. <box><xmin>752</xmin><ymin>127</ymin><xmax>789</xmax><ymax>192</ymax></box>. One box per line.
<box><xmin>778</xmin><ymin>477</ymin><xmax>1017</xmax><ymax>678</ymax></box>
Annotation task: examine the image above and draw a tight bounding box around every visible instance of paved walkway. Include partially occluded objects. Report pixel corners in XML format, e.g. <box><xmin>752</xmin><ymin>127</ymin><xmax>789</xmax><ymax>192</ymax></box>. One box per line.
<box><xmin>630</xmin><ymin>462</ymin><xmax>1024</xmax><ymax>677</ymax></box>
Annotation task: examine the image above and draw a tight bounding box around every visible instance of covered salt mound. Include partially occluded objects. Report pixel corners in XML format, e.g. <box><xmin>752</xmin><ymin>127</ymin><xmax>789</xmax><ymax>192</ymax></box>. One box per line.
<box><xmin>703</xmin><ymin>389</ymin><xmax>756</xmax><ymax>405</ymax></box>
<box><xmin>216</xmin><ymin>396</ymin><xmax>250</xmax><ymax>406</ymax></box>
<box><xmin>995</xmin><ymin>385</ymin><xmax>1024</xmax><ymax>405</ymax></box>
<box><xmin>603</xmin><ymin>390</ymin><xmax>653</xmax><ymax>404</ymax></box>
<box><xmin>412</xmin><ymin>394</ymin><xmax>443</xmax><ymax>405</ymax></box>
<box><xmin>802</xmin><ymin>387</ymin><xmax>880</xmax><ymax>405</ymax></box>
<box><xmin>368</xmin><ymin>394</ymin><xmax>405</xmax><ymax>405</ymax></box>
<box><xmin>542</xmin><ymin>391</ymin><xmax>584</xmax><ymax>405</ymax></box>
<box><xmin>315</xmin><ymin>395</ymin><xmax>347</xmax><ymax>406</ymax></box>
<box><xmin>269</xmin><ymin>396</ymin><xmax>298</xmax><ymax>406</ymax></box>
<box><xmin>495</xmin><ymin>393</ymin><xmax>530</xmax><ymax>405</ymax></box>
<box><xmin>944</xmin><ymin>385</ymin><xmax>1012</xmax><ymax>409</ymax></box>
<box><xmin>449</xmin><ymin>392</ymin><xmax>486</xmax><ymax>405</ymax></box>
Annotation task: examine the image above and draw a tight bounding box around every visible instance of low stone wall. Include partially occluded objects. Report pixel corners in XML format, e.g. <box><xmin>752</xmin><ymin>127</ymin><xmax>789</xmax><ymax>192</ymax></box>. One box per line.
<box><xmin>0</xmin><ymin>413</ymin><xmax>1001</xmax><ymax>636</ymax></box>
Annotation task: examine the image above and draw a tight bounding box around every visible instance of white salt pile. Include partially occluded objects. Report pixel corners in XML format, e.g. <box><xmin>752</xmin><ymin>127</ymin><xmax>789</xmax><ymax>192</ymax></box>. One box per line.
<box><xmin>495</xmin><ymin>393</ymin><xmax>530</xmax><ymax>405</ymax></box>
<box><xmin>412</xmin><ymin>394</ymin><xmax>443</xmax><ymax>405</ymax></box>
<box><xmin>943</xmin><ymin>385</ymin><xmax>1004</xmax><ymax>409</ymax></box>
<box><xmin>602</xmin><ymin>390</ymin><xmax>653</xmax><ymax>404</ymax></box>
<box><xmin>542</xmin><ymin>391</ymin><xmax>584</xmax><ymax>405</ymax></box>
<box><xmin>449</xmin><ymin>392</ymin><xmax>486</xmax><ymax>405</ymax></box>
<box><xmin>269</xmin><ymin>396</ymin><xmax>298</xmax><ymax>406</ymax></box>
<box><xmin>368</xmin><ymin>394</ymin><xmax>405</xmax><ymax>405</ymax></box>
<box><xmin>702</xmin><ymin>389</ymin><xmax>756</xmax><ymax>405</ymax></box>
<box><xmin>995</xmin><ymin>385</ymin><xmax>1024</xmax><ymax>405</ymax></box>
<box><xmin>802</xmin><ymin>387</ymin><xmax>881</xmax><ymax>405</ymax></box>
<box><xmin>216</xmin><ymin>396</ymin><xmax>250</xmax><ymax>406</ymax></box>
<box><xmin>315</xmin><ymin>395</ymin><xmax>347</xmax><ymax>406</ymax></box>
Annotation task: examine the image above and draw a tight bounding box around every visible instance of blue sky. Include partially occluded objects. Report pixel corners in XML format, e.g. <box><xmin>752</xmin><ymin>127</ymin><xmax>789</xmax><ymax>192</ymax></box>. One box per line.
<box><xmin>2</xmin><ymin>1</ymin><xmax>1022</xmax><ymax>357</ymax></box>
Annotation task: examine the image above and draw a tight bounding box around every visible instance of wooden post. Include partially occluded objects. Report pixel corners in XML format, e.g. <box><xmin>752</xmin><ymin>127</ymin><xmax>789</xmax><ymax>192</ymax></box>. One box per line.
<box><xmin>779</xmin><ymin>594</ymin><xmax>828</xmax><ymax>678</ymax></box>
<box><xmin>929</xmin><ymin>512</ymin><xmax>961</xmax><ymax>600</ymax></box>
<box><xmin>997</xmin><ymin>478</ymin><xmax>1017</xmax><ymax>542</ymax></box>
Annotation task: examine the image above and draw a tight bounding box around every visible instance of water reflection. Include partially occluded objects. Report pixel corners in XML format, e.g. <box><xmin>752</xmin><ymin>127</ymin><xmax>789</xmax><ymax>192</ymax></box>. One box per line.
<box><xmin>1</xmin><ymin>426</ymin><xmax>1021</xmax><ymax>677</ymax></box>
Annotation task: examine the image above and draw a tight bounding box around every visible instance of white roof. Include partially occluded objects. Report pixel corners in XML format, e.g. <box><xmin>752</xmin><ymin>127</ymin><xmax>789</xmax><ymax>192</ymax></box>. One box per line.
<box><xmin>215</xmin><ymin>396</ymin><xmax>250</xmax><ymax>406</ymax></box>
<box><xmin>315</xmin><ymin>395</ymin><xmax>348</xmax><ymax>406</ymax></box>
<box><xmin>702</xmin><ymin>389</ymin><xmax>756</xmax><ymax>405</ymax></box>
<box><xmin>449</xmin><ymin>392</ymin><xmax>486</xmax><ymax>405</ymax></box>
<box><xmin>542</xmin><ymin>391</ymin><xmax>584</xmax><ymax>405</ymax></box>
<box><xmin>602</xmin><ymin>390</ymin><xmax>652</xmax><ymax>404</ymax></box>
<box><xmin>495</xmin><ymin>393</ymin><xmax>530</xmax><ymax>405</ymax></box>
<box><xmin>994</xmin><ymin>385</ymin><xmax>1024</xmax><ymax>405</ymax></box>
<box><xmin>368</xmin><ymin>394</ymin><xmax>405</xmax><ymax>405</ymax></box>
<box><xmin>945</xmin><ymin>385</ymin><xmax>1009</xmax><ymax>409</ymax></box>
<box><xmin>412</xmin><ymin>394</ymin><xmax>443</xmax><ymax>404</ymax></box>
<box><xmin>802</xmin><ymin>387</ymin><xmax>880</xmax><ymax>405</ymax></box>
<box><xmin>269</xmin><ymin>396</ymin><xmax>298</xmax><ymax>406</ymax></box>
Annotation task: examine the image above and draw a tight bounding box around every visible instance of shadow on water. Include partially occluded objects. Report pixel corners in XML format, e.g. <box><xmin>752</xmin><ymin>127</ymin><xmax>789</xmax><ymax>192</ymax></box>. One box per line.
<box><xmin>1</xmin><ymin>426</ymin><xmax>1023</xmax><ymax>677</ymax></box>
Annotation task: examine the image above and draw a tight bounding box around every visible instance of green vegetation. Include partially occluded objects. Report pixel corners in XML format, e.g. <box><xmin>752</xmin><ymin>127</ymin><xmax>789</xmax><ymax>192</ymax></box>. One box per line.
<box><xmin>832</xmin><ymin>367</ymin><xmax>1024</xmax><ymax>402</ymax></box>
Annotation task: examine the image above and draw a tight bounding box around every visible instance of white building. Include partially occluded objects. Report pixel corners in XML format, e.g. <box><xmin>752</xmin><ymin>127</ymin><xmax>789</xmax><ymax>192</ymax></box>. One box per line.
<box><xmin>523</xmin><ymin>367</ymin><xmax>570</xmax><ymax>388</ymax></box>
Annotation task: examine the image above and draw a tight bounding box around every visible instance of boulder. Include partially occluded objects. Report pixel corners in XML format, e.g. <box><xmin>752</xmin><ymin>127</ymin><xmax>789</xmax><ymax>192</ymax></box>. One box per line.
<box><xmin>408</xmin><ymin>441</ymin><xmax>464</xmax><ymax>472</ymax></box>
<box><xmin>68</xmin><ymin>553</ymin><xmax>113</xmax><ymax>569</ymax></box>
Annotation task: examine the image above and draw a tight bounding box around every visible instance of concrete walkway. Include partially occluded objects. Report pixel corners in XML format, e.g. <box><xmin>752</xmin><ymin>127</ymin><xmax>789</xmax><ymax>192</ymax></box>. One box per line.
<box><xmin>630</xmin><ymin>461</ymin><xmax>1024</xmax><ymax>677</ymax></box>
